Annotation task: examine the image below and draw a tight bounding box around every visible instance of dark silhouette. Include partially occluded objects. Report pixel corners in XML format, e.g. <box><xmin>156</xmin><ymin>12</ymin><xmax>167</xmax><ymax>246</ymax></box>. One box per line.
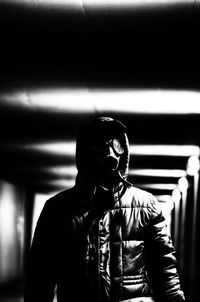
<box><xmin>24</xmin><ymin>116</ymin><xmax>185</xmax><ymax>302</ymax></box>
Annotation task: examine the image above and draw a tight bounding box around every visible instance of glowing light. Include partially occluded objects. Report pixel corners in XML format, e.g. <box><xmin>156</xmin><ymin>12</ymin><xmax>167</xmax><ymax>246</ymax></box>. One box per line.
<box><xmin>138</xmin><ymin>183</ymin><xmax>177</xmax><ymax>190</ymax></box>
<box><xmin>0</xmin><ymin>181</ymin><xmax>23</xmax><ymax>280</ymax></box>
<box><xmin>31</xmin><ymin>193</ymin><xmax>53</xmax><ymax>242</ymax></box>
<box><xmin>23</xmin><ymin>141</ymin><xmax>76</xmax><ymax>156</ymax></box>
<box><xmin>187</xmin><ymin>155</ymin><xmax>200</xmax><ymax>176</ymax></box>
<box><xmin>24</xmin><ymin>89</ymin><xmax>200</xmax><ymax>114</ymax></box>
<box><xmin>43</xmin><ymin>165</ymin><xmax>77</xmax><ymax>176</ymax></box>
<box><xmin>3</xmin><ymin>0</ymin><xmax>193</xmax><ymax>9</ymax></box>
<box><xmin>172</xmin><ymin>188</ymin><xmax>181</xmax><ymax>203</ymax></box>
<box><xmin>130</xmin><ymin>145</ymin><xmax>200</xmax><ymax>157</ymax></box>
<box><xmin>178</xmin><ymin>177</ymin><xmax>189</xmax><ymax>192</ymax></box>
<box><xmin>1</xmin><ymin>89</ymin><xmax>200</xmax><ymax>114</ymax></box>
<box><xmin>129</xmin><ymin>169</ymin><xmax>186</xmax><ymax>177</ymax></box>
<box><xmin>0</xmin><ymin>183</ymin><xmax>15</xmax><ymax>241</ymax></box>
<box><xmin>95</xmin><ymin>90</ymin><xmax>200</xmax><ymax>114</ymax></box>
<box><xmin>29</xmin><ymin>89</ymin><xmax>94</xmax><ymax>112</ymax></box>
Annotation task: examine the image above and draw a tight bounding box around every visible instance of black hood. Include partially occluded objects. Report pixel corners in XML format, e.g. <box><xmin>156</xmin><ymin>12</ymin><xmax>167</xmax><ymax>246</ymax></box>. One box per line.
<box><xmin>75</xmin><ymin>116</ymin><xmax>130</xmax><ymax>191</ymax></box>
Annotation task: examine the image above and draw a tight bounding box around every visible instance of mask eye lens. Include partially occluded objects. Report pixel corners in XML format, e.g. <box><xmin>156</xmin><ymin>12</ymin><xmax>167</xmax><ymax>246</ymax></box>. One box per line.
<box><xmin>91</xmin><ymin>138</ymin><xmax>124</xmax><ymax>155</ymax></box>
<box><xmin>113</xmin><ymin>138</ymin><xmax>124</xmax><ymax>155</ymax></box>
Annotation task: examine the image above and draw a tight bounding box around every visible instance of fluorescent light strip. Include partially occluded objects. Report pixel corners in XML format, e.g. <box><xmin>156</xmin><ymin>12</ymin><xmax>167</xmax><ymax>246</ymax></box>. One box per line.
<box><xmin>129</xmin><ymin>169</ymin><xmax>186</xmax><ymax>177</ymax></box>
<box><xmin>4</xmin><ymin>0</ymin><xmax>193</xmax><ymax>8</ymax></box>
<box><xmin>2</xmin><ymin>89</ymin><xmax>200</xmax><ymax>114</ymax></box>
<box><xmin>22</xmin><ymin>141</ymin><xmax>76</xmax><ymax>156</ymax></box>
<box><xmin>43</xmin><ymin>165</ymin><xmax>77</xmax><ymax>176</ymax></box>
<box><xmin>138</xmin><ymin>183</ymin><xmax>177</xmax><ymax>190</ymax></box>
<box><xmin>130</xmin><ymin>145</ymin><xmax>200</xmax><ymax>157</ymax></box>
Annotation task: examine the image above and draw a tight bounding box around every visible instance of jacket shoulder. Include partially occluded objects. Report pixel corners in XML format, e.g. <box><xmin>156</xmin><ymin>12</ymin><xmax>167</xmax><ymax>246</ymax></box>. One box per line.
<box><xmin>122</xmin><ymin>185</ymin><xmax>162</xmax><ymax>219</ymax></box>
<box><xmin>43</xmin><ymin>187</ymin><xmax>76</xmax><ymax>214</ymax></box>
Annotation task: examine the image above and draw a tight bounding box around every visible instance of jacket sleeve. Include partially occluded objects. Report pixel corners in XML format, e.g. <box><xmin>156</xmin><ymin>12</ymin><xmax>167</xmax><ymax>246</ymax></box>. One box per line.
<box><xmin>145</xmin><ymin>196</ymin><xmax>185</xmax><ymax>302</ymax></box>
<box><xmin>24</xmin><ymin>198</ymin><xmax>58</xmax><ymax>302</ymax></box>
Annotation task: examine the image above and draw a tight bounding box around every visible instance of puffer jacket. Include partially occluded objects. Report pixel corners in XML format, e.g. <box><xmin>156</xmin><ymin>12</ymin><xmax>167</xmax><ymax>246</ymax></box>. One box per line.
<box><xmin>24</xmin><ymin>117</ymin><xmax>185</xmax><ymax>302</ymax></box>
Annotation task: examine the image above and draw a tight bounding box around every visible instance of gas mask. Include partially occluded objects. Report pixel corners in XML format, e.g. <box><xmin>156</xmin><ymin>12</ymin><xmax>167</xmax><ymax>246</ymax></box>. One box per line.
<box><xmin>75</xmin><ymin>116</ymin><xmax>130</xmax><ymax>192</ymax></box>
<box><xmin>91</xmin><ymin>136</ymin><xmax>125</xmax><ymax>188</ymax></box>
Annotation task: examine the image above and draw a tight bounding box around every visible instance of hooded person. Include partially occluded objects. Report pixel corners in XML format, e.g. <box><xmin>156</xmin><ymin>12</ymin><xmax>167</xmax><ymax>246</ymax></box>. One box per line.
<box><xmin>24</xmin><ymin>116</ymin><xmax>185</xmax><ymax>302</ymax></box>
